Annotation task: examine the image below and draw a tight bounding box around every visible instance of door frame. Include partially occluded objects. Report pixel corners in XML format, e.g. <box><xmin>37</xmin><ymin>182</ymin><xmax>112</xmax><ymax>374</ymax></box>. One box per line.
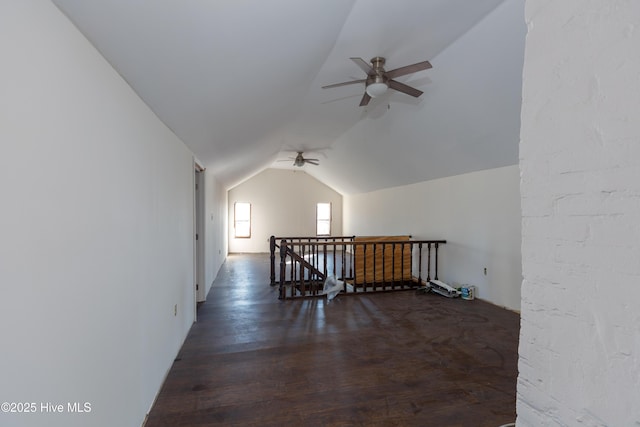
<box><xmin>194</xmin><ymin>160</ymin><xmax>206</xmax><ymax>320</ymax></box>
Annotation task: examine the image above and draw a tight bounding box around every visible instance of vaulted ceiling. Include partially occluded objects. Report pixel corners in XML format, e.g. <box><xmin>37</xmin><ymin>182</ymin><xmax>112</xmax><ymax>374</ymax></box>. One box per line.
<box><xmin>52</xmin><ymin>0</ymin><xmax>525</xmax><ymax>195</ymax></box>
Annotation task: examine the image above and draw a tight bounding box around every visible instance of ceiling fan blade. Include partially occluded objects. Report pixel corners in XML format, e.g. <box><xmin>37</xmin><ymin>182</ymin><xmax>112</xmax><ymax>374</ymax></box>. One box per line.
<box><xmin>388</xmin><ymin>80</ymin><xmax>423</xmax><ymax>98</ymax></box>
<box><xmin>386</xmin><ymin>60</ymin><xmax>432</xmax><ymax>79</ymax></box>
<box><xmin>322</xmin><ymin>79</ymin><xmax>366</xmax><ymax>89</ymax></box>
<box><xmin>359</xmin><ymin>92</ymin><xmax>371</xmax><ymax>107</ymax></box>
<box><xmin>351</xmin><ymin>57</ymin><xmax>374</xmax><ymax>75</ymax></box>
<box><xmin>306</xmin><ymin>160</ymin><xmax>320</xmax><ymax>165</ymax></box>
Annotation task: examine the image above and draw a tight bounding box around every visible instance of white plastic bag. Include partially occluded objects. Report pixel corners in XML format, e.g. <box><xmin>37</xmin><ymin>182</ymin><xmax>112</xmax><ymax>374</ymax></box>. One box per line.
<box><xmin>322</xmin><ymin>276</ymin><xmax>352</xmax><ymax>302</ymax></box>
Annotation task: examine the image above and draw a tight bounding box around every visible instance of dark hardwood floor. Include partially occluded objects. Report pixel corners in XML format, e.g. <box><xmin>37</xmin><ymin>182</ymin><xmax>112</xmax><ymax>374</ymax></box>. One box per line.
<box><xmin>145</xmin><ymin>254</ymin><xmax>520</xmax><ymax>427</ymax></box>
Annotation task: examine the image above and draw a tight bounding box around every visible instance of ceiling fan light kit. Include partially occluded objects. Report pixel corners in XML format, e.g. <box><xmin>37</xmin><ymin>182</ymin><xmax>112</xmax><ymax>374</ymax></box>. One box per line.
<box><xmin>365</xmin><ymin>79</ymin><xmax>388</xmax><ymax>98</ymax></box>
<box><xmin>322</xmin><ymin>56</ymin><xmax>432</xmax><ymax>106</ymax></box>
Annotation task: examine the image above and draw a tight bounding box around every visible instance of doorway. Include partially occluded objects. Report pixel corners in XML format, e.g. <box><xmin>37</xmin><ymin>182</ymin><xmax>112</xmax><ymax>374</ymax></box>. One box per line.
<box><xmin>194</xmin><ymin>165</ymin><xmax>206</xmax><ymax>312</ymax></box>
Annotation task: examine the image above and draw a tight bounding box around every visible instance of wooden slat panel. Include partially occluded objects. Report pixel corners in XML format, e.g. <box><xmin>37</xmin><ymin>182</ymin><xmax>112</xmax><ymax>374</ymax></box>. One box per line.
<box><xmin>353</xmin><ymin>236</ymin><xmax>411</xmax><ymax>284</ymax></box>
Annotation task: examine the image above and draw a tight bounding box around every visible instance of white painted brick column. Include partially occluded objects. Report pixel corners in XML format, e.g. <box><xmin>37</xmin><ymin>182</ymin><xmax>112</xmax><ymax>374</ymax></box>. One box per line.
<box><xmin>518</xmin><ymin>1</ymin><xmax>640</xmax><ymax>425</ymax></box>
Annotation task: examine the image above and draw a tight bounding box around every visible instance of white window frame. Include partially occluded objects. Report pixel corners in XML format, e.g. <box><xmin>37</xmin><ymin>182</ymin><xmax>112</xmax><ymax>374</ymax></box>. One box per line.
<box><xmin>316</xmin><ymin>202</ymin><xmax>331</xmax><ymax>236</ymax></box>
<box><xmin>234</xmin><ymin>202</ymin><xmax>251</xmax><ymax>238</ymax></box>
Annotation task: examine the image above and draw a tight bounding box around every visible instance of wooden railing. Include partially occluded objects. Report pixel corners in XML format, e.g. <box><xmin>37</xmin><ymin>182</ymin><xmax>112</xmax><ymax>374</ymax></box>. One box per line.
<box><xmin>269</xmin><ymin>235</ymin><xmax>355</xmax><ymax>286</ymax></box>
<box><xmin>270</xmin><ymin>236</ymin><xmax>446</xmax><ymax>300</ymax></box>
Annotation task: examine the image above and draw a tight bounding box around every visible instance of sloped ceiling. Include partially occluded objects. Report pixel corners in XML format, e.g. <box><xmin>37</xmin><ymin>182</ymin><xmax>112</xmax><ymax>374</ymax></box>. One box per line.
<box><xmin>52</xmin><ymin>0</ymin><xmax>525</xmax><ymax>195</ymax></box>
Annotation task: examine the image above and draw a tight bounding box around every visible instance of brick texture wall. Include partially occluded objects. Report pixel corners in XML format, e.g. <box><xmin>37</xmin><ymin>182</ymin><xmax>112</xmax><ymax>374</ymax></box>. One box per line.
<box><xmin>518</xmin><ymin>1</ymin><xmax>640</xmax><ymax>425</ymax></box>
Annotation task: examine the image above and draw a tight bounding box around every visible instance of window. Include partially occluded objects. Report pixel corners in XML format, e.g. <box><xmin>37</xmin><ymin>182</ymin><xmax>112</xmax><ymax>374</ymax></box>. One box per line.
<box><xmin>234</xmin><ymin>202</ymin><xmax>251</xmax><ymax>238</ymax></box>
<box><xmin>316</xmin><ymin>203</ymin><xmax>331</xmax><ymax>236</ymax></box>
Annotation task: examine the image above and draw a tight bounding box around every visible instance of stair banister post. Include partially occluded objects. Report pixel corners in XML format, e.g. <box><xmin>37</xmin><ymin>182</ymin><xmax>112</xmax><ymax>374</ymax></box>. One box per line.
<box><xmin>279</xmin><ymin>240</ymin><xmax>287</xmax><ymax>299</ymax></box>
<box><xmin>270</xmin><ymin>235</ymin><xmax>276</xmax><ymax>286</ymax></box>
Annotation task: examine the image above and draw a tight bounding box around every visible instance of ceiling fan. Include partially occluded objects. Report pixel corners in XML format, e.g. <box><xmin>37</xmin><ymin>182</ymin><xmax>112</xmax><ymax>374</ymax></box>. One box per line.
<box><xmin>322</xmin><ymin>57</ymin><xmax>432</xmax><ymax>106</ymax></box>
<box><xmin>278</xmin><ymin>152</ymin><xmax>319</xmax><ymax>167</ymax></box>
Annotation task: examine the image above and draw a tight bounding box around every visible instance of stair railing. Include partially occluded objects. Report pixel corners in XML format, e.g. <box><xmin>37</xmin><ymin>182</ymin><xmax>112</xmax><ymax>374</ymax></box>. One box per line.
<box><xmin>274</xmin><ymin>237</ymin><xmax>446</xmax><ymax>300</ymax></box>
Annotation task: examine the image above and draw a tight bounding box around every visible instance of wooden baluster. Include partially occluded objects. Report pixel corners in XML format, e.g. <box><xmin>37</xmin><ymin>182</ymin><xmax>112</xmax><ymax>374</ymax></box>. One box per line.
<box><xmin>310</xmin><ymin>240</ymin><xmax>313</xmax><ymax>280</ymax></box>
<box><xmin>317</xmin><ymin>242</ymin><xmax>322</xmax><ymax>295</ymax></box>
<box><xmin>401</xmin><ymin>242</ymin><xmax>405</xmax><ymax>289</ymax></box>
<box><xmin>341</xmin><ymin>243</ymin><xmax>347</xmax><ymax>286</ymax></box>
<box><xmin>427</xmin><ymin>243</ymin><xmax>432</xmax><ymax>282</ymax></box>
<box><xmin>332</xmin><ymin>242</ymin><xmax>337</xmax><ymax>278</ymax></box>
<box><xmin>353</xmin><ymin>243</ymin><xmax>358</xmax><ymax>292</ymax></box>
<box><xmin>434</xmin><ymin>242</ymin><xmax>440</xmax><ymax>281</ymax></box>
<box><xmin>300</xmin><ymin>244</ymin><xmax>307</xmax><ymax>296</ymax></box>
<box><xmin>291</xmin><ymin>243</ymin><xmax>296</xmax><ymax>297</ymax></box>
<box><xmin>301</xmin><ymin>242</ymin><xmax>306</xmax><ymax>295</ymax></box>
<box><xmin>323</xmin><ymin>242</ymin><xmax>328</xmax><ymax>280</ymax></box>
<box><xmin>381</xmin><ymin>243</ymin><xmax>386</xmax><ymax>291</ymax></box>
<box><xmin>309</xmin><ymin>242</ymin><xmax>313</xmax><ymax>295</ymax></box>
<box><xmin>313</xmin><ymin>241</ymin><xmax>318</xmax><ymax>294</ymax></box>
<box><xmin>290</xmin><ymin>241</ymin><xmax>295</xmax><ymax>298</ymax></box>
<box><xmin>310</xmin><ymin>239</ymin><xmax>314</xmax><ymax>287</ymax></box>
<box><xmin>350</xmin><ymin>241</ymin><xmax>354</xmax><ymax>280</ymax></box>
<box><xmin>418</xmin><ymin>242</ymin><xmax>423</xmax><ymax>287</ymax></box>
<box><xmin>372</xmin><ymin>243</ymin><xmax>377</xmax><ymax>292</ymax></box>
<box><xmin>392</xmin><ymin>243</ymin><xmax>396</xmax><ymax>290</ymax></box>
<box><xmin>362</xmin><ymin>243</ymin><xmax>367</xmax><ymax>293</ymax></box>
<box><xmin>279</xmin><ymin>240</ymin><xmax>287</xmax><ymax>299</ymax></box>
<box><xmin>309</xmin><ymin>242</ymin><xmax>318</xmax><ymax>295</ymax></box>
<box><xmin>312</xmin><ymin>241</ymin><xmax>317</xmax><ymax>295</ymax></box>
<box><xmin>410</xmin><ymin>243</ymin><xmax>414</xmax><ymax>286</ymax></box>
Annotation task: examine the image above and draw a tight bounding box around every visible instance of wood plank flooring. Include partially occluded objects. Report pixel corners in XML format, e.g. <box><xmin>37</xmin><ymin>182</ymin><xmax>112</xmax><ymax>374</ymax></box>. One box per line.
<box><xmin>145</xmin><ymin>254</ymin><xmax>520</xmax><ymax>427</ymax></box>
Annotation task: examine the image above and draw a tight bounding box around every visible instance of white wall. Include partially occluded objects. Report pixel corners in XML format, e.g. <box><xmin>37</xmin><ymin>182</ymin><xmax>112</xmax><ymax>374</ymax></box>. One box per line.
<box><xmin>344</xmin><ymin>165</ymin><xmax>521</xmax><ymax>311</ymax></box>
<box><xmin>0</xmin><ymin>2</ymin><xmax>202</xmax><ymax>426</ymax></box>
<box><xmin>517</xmin><ymin>1</ymin><xmax>640</xmax><ymax>425</ymax></box>
<box><xmin>228</xmin><ymin>168</ymin><xmax>343</xmax><ymax>253</ymax></box>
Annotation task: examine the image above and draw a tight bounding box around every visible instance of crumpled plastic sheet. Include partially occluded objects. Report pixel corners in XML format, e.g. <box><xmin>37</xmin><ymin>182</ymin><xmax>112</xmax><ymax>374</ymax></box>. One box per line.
<box><xmin>322</xmin><ymin>276</ymin><xmax>353</xmax><ymax>302</ymax></box>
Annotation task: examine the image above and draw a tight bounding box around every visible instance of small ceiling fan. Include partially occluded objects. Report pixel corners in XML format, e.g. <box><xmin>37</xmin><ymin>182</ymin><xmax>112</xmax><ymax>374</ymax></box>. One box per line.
<box><xmin>322</xmin><ymin>57</ymin><xmax>432</xmax><ymax>106</ymax></box>
<box><xmin>278</xmin><ymin>152</ymin><xmax>319</xmax><ymax>167</ymax></box>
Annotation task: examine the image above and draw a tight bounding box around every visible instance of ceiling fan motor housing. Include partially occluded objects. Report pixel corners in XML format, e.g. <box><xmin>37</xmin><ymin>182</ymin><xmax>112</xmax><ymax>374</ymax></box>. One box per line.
<box><xmin>366</xmin><ymin>74</ymin><xmax>388</xmax><ymax>85</ymax></box>
<box><xmin>370</xmin><ymin>57</ymin><xmax>386</xmax><ymax>72</ymax></box>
